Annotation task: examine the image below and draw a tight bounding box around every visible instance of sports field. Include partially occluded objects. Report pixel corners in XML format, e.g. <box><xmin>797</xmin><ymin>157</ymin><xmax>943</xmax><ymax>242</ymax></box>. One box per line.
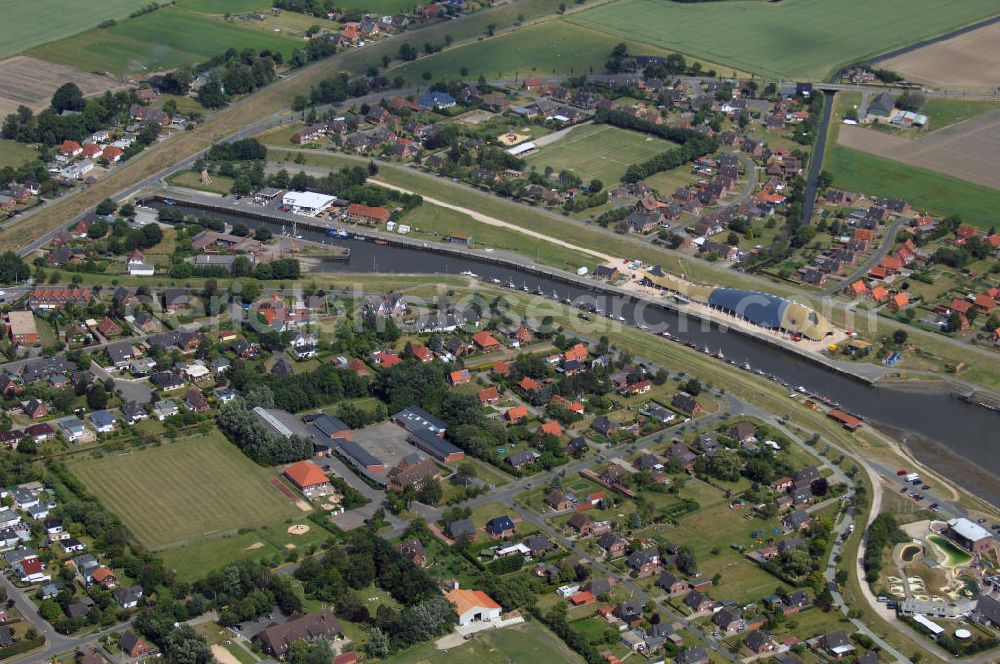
<box><xmin>388</xmin><ymin>21</ymin><xmax>727</xmax><ymax>84</ymax></box>
<box><xmin>567</xmin><ymin>0</ymin><xmax>1000</xmax><ymax>80</ymax></box>
<box><xmin>0</xmin><ymin>0</ymin><xmax>149</xmax><ymax>60</ymax></box>
<box><xmin>524</xmin><ymin>124</ymin><xmax>674</xmax><ymax>185</ymax></box>
<box><xmin>70</xmin><ymin>432</ymin><xmax>303</xmax><ymax>549</ymax></box>
<box><xmin>29</xmin><ymin>7</ymin><xmax>302</xmax><ymax>76</ymax></box>
<box><xmin>824</xmin><ymin>145</ymin><xmax>1000</xmax><ymax>229</ymax></box>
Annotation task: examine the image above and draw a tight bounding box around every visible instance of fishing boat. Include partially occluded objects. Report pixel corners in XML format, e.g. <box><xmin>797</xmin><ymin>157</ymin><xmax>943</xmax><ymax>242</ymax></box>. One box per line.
<box><xmin>352</xmin><ymin>234</ymin><xmax>367</xmax><ymax>241</ymax></box>
<box><xmin>163</xmin><ymin>198</ymin><xmax>175</xmax><ymax>206</ymax></box>
<box><xmin>374</xmin><ymin>239</ymin><xmax>388</xmax><ymax>246</ymax></box>
<box><xmin>326</xmin><ymin>228</ymin><xmax>351</xmax><ymax>238</ymax></box>
<box><xmin>460</xmin><ymin>270</ymin><xmax>478</xmax><ymax>278</ymax></box>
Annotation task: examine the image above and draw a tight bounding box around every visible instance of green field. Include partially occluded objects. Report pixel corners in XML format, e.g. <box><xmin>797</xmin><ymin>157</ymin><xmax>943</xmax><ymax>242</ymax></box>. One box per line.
<box><xmin>824</xmin><ymin>145</ymin><xmax>1000</xmax><ymax>229</ymax></box>
<box><xmin>166</xmin><ymin>169</ymin><xmax>235</xmax><ymax>195</ymax></box>
<box><xmin>0</xmin><ymin>0</ymin><xmax>150</xmax><ymax>59</ymax></box>
<box><xmin>389</xmin><ymin>21</ymin><xmax>709</xmax><ymax>84</ymax></box>
<box><xmin>29</xmin><ymin>7</ymin><xmax>302</xmax><ymax>76</ymax></box>
<box><xmin>923</xmin><ymin>98</ymin><xmax>1000</xmax><ymax>132</ymax></box>
<box><xmin>525</xmin><ymin>124</ymin><xmax>674</xmax><ymax>185</ymax></box>
<box><xmin>175</xmin><ymin>0</ymin><xmax>271</xmax><ymax>12</ymax></box>
<box><xmin>71</xmin><ymin>432</ymin><xmax>303</xmax><ymax>549</ymax></box>
<box><xmin>568</xmin><ymin>0</ymin><xmax>1000</xmax><ymax>80</ymax></box>
<box><xmin>0</xmin><ymin>140</ymin><xmax>38</xmax><ymax>170</ymax></box>
<box><xmin>401</xmin><ymin>202</ymin><xmax>594</xmax><ymax>269</ymax></box>
<box><xmin>386</xmin><ymin>620</ymin><xmax>584</xmax><ymax>664</ymax></box>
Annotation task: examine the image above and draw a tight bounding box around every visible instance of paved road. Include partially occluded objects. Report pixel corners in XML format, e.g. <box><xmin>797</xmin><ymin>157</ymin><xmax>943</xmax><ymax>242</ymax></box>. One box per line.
<box><xmin>820</xmin><ymin>216</ymin><xmax>908</xmax><ymax>296</ymax></box>
<box><xmin>800</xmin><ymin>90</ymin><xmax>835</xmax><ymax>226</ymax></box>
<box><xmin>0</xmin><ymin>574</ymin><xmax>133</xmax><ymax>664</ymax></box>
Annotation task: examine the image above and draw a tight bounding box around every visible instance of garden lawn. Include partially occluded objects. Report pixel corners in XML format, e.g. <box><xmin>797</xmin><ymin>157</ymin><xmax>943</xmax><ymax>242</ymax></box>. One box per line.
<box><xmin>70</xmin><ymin>431</ymin><xmax>303</xmax><ymax>550</ymax></box>
<box><xmin>567</xmin><ymin>0</ymin><xmax>1000</xmax><ymax>80</ymax></box>
<box><xmin>29</xmin><ymin>7</ymin><xmax>302</xmax><ymax>76</ymax></box>
<box><xmin>524</xmin><ymin>124</ymin><xmax>675</xmax><ymax>185</ymax></box>
<box><xmin>385</xmin><ymin>620</ymin><xmax>585</xmax><ymax>664</ymax></box>
<box><xmin>388</xmin><ymin>21</ymin><xmax>722</xmax><ymax>84</ymax></box>
<box><xmin>0</xmin><ymin>140</ymin><xmax>38</xmax><ymax>170</ymax></box>
<box><xmin>823</xmin><ymin>145</ymin><xmax>1000</xmax><ymax>229</ymax></box>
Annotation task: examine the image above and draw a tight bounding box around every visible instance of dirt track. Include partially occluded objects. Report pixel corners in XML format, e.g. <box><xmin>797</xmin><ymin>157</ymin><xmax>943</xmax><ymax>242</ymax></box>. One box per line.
<box><xmin>837</xmin><ymin>114</ymin><xmax>1000</xmax><ymax>190</ymax></box>
<box><xmin>880</xmin><ymin>21</ymin><xmax>1000</xmax><ymax>91</ymax></box>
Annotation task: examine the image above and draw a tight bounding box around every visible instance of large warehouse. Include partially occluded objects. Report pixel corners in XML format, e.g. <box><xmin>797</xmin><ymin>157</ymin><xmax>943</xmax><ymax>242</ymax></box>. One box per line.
<box><xmin>281</xmin><ymin>190</ymin><xmax>336</xmax><ymax>216</ymax></box>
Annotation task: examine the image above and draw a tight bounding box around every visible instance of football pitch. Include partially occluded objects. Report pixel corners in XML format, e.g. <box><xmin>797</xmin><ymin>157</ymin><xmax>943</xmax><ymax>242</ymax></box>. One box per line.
<box><xmin>567</xmin><ymin>0</ymin><xmax>1000</xmax><ymax>80</ymax></box>
<box><xmin>524</xmin><ymin>124</ymin><xmax>675</xmax><ymax>185</ymax></box>
<box><xmin>70</xmin><ymin>431</ymin><xmax>303</xmax><ymax>549</ymax></box>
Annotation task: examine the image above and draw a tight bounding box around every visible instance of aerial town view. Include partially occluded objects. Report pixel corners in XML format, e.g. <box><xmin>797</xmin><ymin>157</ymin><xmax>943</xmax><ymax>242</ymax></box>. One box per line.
<box><xmin>0</xmin><ymin>1</ymin><xmax>999</xmax><ymax>663</ymax></box>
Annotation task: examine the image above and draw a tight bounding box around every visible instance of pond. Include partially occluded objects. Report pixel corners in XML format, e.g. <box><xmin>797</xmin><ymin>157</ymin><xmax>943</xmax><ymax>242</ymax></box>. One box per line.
<box><xmin>927</xmin><ymin>535</ymin><xmax>973</xmax><ymax>568</ymax></box>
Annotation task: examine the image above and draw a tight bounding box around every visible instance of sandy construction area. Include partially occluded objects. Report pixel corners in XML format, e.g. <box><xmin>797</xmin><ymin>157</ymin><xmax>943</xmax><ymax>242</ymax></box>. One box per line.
<box><xmin>880</xmin><ymin>22</ymin><xmax>1000</xmax><ymax>91</ymax></box>
<box><xmin>0</xmin><ymin>56</ymin><xmax>127</xmax><ymax>119</ymax></box>
<box><xmin>837</xmin><ymin>115</ymin><xmax>1000</xmax><ymax>190</ymax></box>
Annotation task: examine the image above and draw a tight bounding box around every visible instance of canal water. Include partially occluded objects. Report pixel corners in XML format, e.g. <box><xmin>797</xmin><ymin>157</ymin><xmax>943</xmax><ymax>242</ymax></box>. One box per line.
<box><xmin>162</xmin><ymin>203</ymin><xmax>999</xmax><ymax>503</ymax></box>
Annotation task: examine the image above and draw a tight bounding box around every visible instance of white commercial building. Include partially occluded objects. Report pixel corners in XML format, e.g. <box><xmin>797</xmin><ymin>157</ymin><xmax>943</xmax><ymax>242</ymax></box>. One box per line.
<box><xmin>282</xmin><ymin>191</ymin><xmax>336</xmax><ymax>216</ymax></box>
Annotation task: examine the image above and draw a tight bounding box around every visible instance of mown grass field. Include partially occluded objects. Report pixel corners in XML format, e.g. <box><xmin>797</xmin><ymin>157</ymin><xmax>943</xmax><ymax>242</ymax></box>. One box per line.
<box><xmin>71</xmin><ymin>431</ymin><xmax>302</xmax><ymax>549</ymax></box>
<box><xmin>389</xmin><ymin>21</ymin><xmax>718</xmax><ymax>84</ymax></box>
<box><xmin>923</xmin><ymin>98</ymin><xmax>1000</xmax><ymax>132</ymax></box>
<box><xmin>385</xmin><ymin>620</ymin><xmax>584</xmax><ymax>664</ymax></box>
<box><xmin>166</xmin><ymin>169</ymin><xmax>235</xmax><ymax>195</ymax></box>
<box><xmin>0</xmin><ymin>140</ymin><xmax>38</xmax><ymax>169</ymax></box>
<box><xmin>524</xmin><ymin>124</ymin><xmax>673</xmax><ymax>185</ymax></box>
<box><xmin>824</xmin><ymin>145</ymin><xmax>1000</xmax><ymax>229</ymax></box>
<box><xmin>401</xmin><ymin>202</ymin><xmax>594</xmax><ymax>269</ymax></box>
<box><xmin>567</xmin><ymin>0</ymin><xmax>1000</xmax><ymax>80</ymax></box>
<box><xmin>0</xmin><ymin>0</ymin><xmax>149</xmax><ymax>59</ymax></box>
<box><xmin>29</xmin><ymin>7</ymin><xmax>302</xmax><ymax>76</ymax></box>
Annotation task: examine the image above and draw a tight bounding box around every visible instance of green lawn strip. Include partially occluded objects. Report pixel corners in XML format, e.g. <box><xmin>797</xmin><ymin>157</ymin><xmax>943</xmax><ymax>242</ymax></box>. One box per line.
<box><xmin>567</xmin><ymin>0</ymin><xmax>1000</xmax><ymax>80</ymax></box>
<box><xmin>823</xmin><ymin>145</ymin><xmax>1000</xmax><ymax>229</ymax></box>
<box><xmin>400</xmin><ymin>202</ymin><xmax>594</xmax><ymax>269</ymax></box>
<box><xmin>166</xmin><ymin>170</ymin><xmax>235</xmax><ymax>195</ymax></box>
<box><xmin>69</xmin><ymin>431</ymin><xmax>302</xmax><ymax>549</ymax></box>
<box><xmin>28</xmin><ymin>6</ymin><xmax>301</xmax><ymax>75</ymax></box>
<box><xmin>524</xmin><ymin>124</ymin><xmax>675</xmax><ymax>185</ymax></box>
<box><xmin>922</xmin><ymin>98</ymin><xmax>1000</xmax><ymax>133</ymax></box>
<box><xmin>222</xmin><ymin>640</ymin><xmax>258</xmax><ymax>664</ymax></box>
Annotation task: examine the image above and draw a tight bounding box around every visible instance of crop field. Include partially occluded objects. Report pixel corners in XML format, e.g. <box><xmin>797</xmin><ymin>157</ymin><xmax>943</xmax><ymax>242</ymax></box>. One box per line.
<box><xmin>29</xmin><ymin>7</ymin><xmax>302</xmax><ymax>76</ymax></box>
<box><xmin>836</xmin><ymin>114</ymin><xmax>1000</xmax><ymax>190</ymax></box>
<box><xmin>824</xmin><ymin>145</ymin><xmax>1000</xmax><ymax>229</ymax></box>
<box><xmin>567</xmin><ymin>0</ymin><xmax>1000</xmax><ymax>80</ymax></box>
<box><xmin>0</xmin><ymin>0</ymin><xmax>150</xmax><ymax>60</ymax></box>
<box><xmin>389</xmin><ymin>21</ymin><xmax>707</xmax><ymax>84</ymax></box>
<box><xmin>879</xmin><ymin>21</ymin><xmax>1000</xmax><ymax>91</ymax></box>
<box><xmin>524</xmin><ymin>124</ymin><xmax>673</xmax><ymax>185</ymax></box>
<box><xmin>0</xmin><ymin>56</ymin><xmax>128</xmax><ymax>120</ymax></box>
<box><xmin>71</xmin><ymin>432</ymin><xmax>302</xmax><ymax>549</ymax></box>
